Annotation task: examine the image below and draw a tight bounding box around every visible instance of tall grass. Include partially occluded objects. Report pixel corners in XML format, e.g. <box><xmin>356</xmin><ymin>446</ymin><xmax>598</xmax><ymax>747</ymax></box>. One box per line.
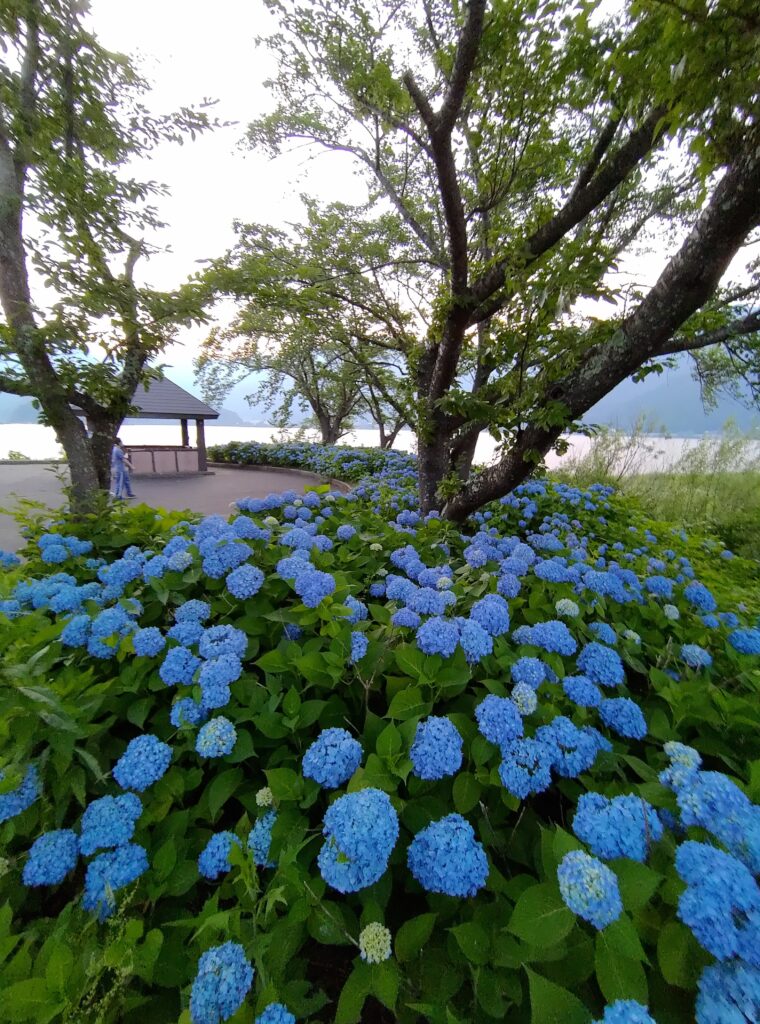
<box><xmin>555</xmin><ymin>419</ymin><xmax>760</xmax><ymax>560</ymax></box>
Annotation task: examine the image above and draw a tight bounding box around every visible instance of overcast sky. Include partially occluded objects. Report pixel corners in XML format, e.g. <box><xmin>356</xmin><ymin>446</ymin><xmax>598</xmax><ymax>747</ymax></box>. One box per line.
<box><xmin>87</xmin><ymin>0</ymin><xmax>367</xmax><ymax>397</ymax></box>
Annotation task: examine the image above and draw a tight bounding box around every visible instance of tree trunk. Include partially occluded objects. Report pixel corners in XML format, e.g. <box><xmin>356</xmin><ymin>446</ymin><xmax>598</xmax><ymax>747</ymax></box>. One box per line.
<box><xmin>318</xmin><ymin>416</ymin><xmax>342</xmax><ymax>446</ymax></box>
<box><xmin>87</xmin><ymin>413</ymin><xmax>122</xmax><ymax>490</ymax></box>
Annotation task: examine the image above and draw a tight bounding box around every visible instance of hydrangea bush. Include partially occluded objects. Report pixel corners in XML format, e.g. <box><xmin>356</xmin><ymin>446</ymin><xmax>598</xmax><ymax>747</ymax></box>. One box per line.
<box><xmin>0</xmin><ymin>441</ymin><xmax>759</xmax><ymax>1023</ymax></box>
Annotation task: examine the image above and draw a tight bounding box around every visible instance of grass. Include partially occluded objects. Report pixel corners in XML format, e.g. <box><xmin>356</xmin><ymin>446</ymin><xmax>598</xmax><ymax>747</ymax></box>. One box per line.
<box><xmin>554</xmin><ymin>419</ymin><xmax>760</xmax><ymax>561</ymax></box>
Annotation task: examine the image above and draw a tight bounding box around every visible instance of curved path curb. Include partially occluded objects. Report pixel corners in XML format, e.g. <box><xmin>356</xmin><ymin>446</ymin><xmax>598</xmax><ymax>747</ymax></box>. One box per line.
<box><xmin>0</xmin><ymin>463</ymin><xmax>339</xmax><ymax>554</ymax></box>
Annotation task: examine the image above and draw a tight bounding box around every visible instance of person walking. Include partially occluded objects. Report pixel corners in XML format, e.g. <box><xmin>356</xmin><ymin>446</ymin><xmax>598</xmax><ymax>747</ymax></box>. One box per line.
<box><xmin>111</xmin><ymin>437</ymin><xmax>135</xmax><ymax>499</ymax></box>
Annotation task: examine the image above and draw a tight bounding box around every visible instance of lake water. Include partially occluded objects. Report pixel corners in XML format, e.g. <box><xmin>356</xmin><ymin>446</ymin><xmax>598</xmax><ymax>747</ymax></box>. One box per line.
<box><xmin>1</xmin><ymin>423</ymin><xmax>757</xmax><ymax>474</ymax></box>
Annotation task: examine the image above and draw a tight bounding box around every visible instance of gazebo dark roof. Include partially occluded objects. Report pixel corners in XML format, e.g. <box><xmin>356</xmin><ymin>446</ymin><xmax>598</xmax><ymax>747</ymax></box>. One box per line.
<box><xmin>127</xmin><ymin>378</ymin><xmax>219</xmax><ymax>420</ymax></box>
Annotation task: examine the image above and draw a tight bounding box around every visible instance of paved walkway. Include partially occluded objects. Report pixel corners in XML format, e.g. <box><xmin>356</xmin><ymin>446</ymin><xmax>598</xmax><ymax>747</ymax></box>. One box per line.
<box><xmin>0</xmin><ymin>463</ymin><xmax>337</xmax><ymax>553</ymax></box>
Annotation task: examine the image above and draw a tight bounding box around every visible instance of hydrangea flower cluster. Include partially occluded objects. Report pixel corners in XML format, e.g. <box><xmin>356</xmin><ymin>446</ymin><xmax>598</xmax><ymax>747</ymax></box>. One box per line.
<box><xmin>557</xmin><ymin>850</ymin><xmax>622</xmax><ymax>929</ymax></box>
<box><xmin>410</xmin><ymin>716</ymin><xmax>463</xmax><ymax>780</ymax></box>
<box><xmin>196</xmin><ymin>717</ymin><xmax>237</xmax><ymax>758</ymax></box>
<box><xmin>302</xmin><ymin>728</ymin><xmax>363</xmax><ymax>789</ymax></box>
<box><xmin>358</xmin><ymin>923</ymin><xmax>392</xmax><ymax>963</ymax></box>
<box><xmin>80</xmin><ymin>793</ymin><xmax>143</xmax><ymax>855</ymax></box>
<box><xmin>23</xmin><ymin>829</ymin><xmax>79</xmax><ymax>886</ymax></box>
<box><xmin>318</xmin><ymin>788</ymin><xmax>398</xmax><ymax>893</ymax></box>
<box><xmin>573</xmin><ymin>793</ymin><xmax>663</xmax><ymax>862</ymax></box>
<box><xmin>407</xmin><ymin>813</ymin><xmax>489</xmax><ymax>897</ymax></box>
<box><xmin>190</xmin><ymin>942</ymin><xmax>253</xmax><ymax>1024</ymax></box>
<box><xmin>113</xmin><ymin>735</ymin><xmax>172</xmax><ymax>792</ymax></box>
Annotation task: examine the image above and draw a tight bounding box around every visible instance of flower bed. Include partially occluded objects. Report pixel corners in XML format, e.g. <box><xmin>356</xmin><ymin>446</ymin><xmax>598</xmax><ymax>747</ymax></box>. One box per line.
<box><xmin>0</xmin><ymin>443</ymin><xmax>758</xmax><ymax>1024</ymax></box>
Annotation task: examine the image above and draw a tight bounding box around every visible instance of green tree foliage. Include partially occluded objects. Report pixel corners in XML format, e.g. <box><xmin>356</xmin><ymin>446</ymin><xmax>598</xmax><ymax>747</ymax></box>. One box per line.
<box><xmin>196</xmin><ymin>201</ymin><xmax>415</xmax><ymax>445</ymax></box>
<box><xmin>0</xmin><ymin>0</ymin><xmax>212</xmax><ymax>505</ymax></box>
<box><xmin>239</xmin><ymin>0</ymin><xmax>760</xmax><ymax>517</ymax></box>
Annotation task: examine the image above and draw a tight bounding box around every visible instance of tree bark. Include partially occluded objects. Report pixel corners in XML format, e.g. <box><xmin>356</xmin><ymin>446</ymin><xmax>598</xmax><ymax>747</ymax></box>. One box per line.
<box><xmin>442</xmin><ymin>127</ymin><xmax>760</xmax><ymax>521</ymax></box>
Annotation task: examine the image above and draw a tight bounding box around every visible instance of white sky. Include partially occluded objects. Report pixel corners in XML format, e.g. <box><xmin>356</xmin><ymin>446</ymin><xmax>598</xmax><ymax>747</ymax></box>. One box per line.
<box><xmin>87</xmin><ymin>0</ymin><xmax>368</xmax><ymax>393</ymax></box>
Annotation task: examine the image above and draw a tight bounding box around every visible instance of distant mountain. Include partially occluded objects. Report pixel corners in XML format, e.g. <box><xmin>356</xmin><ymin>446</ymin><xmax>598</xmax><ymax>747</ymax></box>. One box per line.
<box><xmin>583</xmin><ymin>360</ymin><xmax>759</xmax><ymax>435</ymax></box>
<box><xmin>0</xmin><ymin>358</ymin><xmax>757</xmax><ymax>434</ymax></box>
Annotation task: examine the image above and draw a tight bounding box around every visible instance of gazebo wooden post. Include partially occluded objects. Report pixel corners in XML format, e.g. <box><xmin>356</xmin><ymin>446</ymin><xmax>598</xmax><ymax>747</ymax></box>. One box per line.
<box><xmin>180</xmin><ymin>418</ymin><xmax>189</xmax><ymax>447</ymax></box>
<box><xmin>196</xmin><ymin>418</ymin><xmax>207</xmax><ymax>471</ymax></box>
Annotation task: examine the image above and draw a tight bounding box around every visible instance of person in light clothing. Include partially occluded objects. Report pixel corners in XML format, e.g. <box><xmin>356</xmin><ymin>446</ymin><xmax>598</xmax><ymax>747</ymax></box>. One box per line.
<box><xmin>111</xmin><ymin>438</ymin><xmax>135</xmax><ymax>499</ymax></box>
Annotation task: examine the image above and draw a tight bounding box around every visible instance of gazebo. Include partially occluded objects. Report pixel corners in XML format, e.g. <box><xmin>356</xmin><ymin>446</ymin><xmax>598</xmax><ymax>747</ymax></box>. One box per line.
<box><xmin>104</xmin><ymin>378</ymin><xmax>218</xmax><ymax>475</ymax></box>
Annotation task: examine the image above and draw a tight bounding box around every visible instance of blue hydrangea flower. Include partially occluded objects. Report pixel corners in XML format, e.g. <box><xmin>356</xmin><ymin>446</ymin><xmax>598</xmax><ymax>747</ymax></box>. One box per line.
<box><xmin>248</xmin><ymin>810</ymin><xmax>277</xmax><ymax>868</ymax></box>
<box><xmin>302</xmin><ymin>728</ymin><xmax>363</xmax><ymax>789</ymax></box>
<box><xmin>573</xmin><ymin>793</ymin><xmax>663</xmax><ymax>862</ymax></box>
<box><xmin>160</xmin><ymin>646</ymin><xmax>201</xmax><ymax>686</ymax></box>
<box><xmin>475</xmin><ymin>694</ymin><xmax>523</xmax><ymax>749</ymax></box>
<box><xmin>557</xmin><ymin>850</ymin><xmax>622</xmax><ymax>929</ymax></box>
<box><xmin>22</xmin><ymin>829</ymin><xmax>79</xmax><ymax>886</ymax></box>
<box><xmin>680</xmin><ymin>644</ymin><xmax>712</xmax><ymax>669</ymax></box>
<box><xmin>599</xmin><ymin>698</ymin><xmax>647</xmax><ymax>740</ymax></box>
<box><xmin>536</xmin><ymin>717</ymin><xmax>609</xmax><ymax>778</ymax></box>
<box><xmin>349</xmin><ymin>631</ymin><xmax>369</xmax><ymax>663</ymax></box>
<box><xmin>516</xmin><ymin>620</ymin><xmax>577</xmax><ymax>655</ymax></box>
<box><xmin>563</xmin><ymin>674</ymin><xmax>602</xmax><ymax>707</ymax></box>
<box><xmin>167</xmin><ymin>620</ymin><xmax>205</xmax><ymax>646</ymax></box>
<box><xmin>511</xmin><ymin>657</ymin><xmax>547</xmax><ymax>689</ymax></box>
<box><xmin>336</xmin><ymin>524</ymin><xmax>356</xmax><ymax>541</ymax></box>
<box><xmin>293</xmin><ymin>569</ymin><xmax>336</xmax><ymax>607</ymax></box>
<box><xmin>198</xmin><ymin>831</ymin><xmax>242</xmax><ymax>880</ymax></box>
<box><xmin>499</xmin><ymin>738</ymin><xmax>554</xmax><ymax>798</ymax></box>
<box><xmin>391</xmin><ymin>607</ymin><xmax>421</xmax><ymax>629</ymax></box>
<box><xmin>645</xmin><ymin>575</ymin><xmax>674</xmax><ymax>599</ymax></box>
<box><xmin>408</xmin><ymin>587</ymin><xmax>454</xmax><ymax>616</ymax></box>
<box><xmin>199</xmin><ymin>625</ymin><xmax>248</xmax><ymax>660</ymax></box>
<box><xmin>199</xmin><ymin>655</ymin><xmax>243</xmax><ymax>710</ymax></box>
<box><xmin>226</xmin><ymin>564</ymin><xmax>265</xmax><ymax>599</ymax></box>
<box><xmin>728</xmin><ymin>628</ymin><xmax>760</xmax><ymax>655</ymax></box>
<box><xmin>190</xmin><ymin>942</ymin><xmax>254</xmax><ymax>1024</ymax></box>
<box><xmin>470</xmin><ymin>594</ymin><xmax>510</xmax><ymax>637</ymax></box>
<box><xmin>496</xmin><ymin>569</ymin><xmax>521</xmax><ymax>598</ymax></box>
<box><xmin>683</xmin><ymin>581</ymin><xmax>717</xmax><ymax>613</ymax></box>
<box><xmin>410</xmin><ymin>717</ymin><xmax>463</xmax><ymax>780</ymax></box>
<box><xmin>695</xmin><ymin>961</ymin><xmax>760</xmax><ymax>1024</ymax></box>
<box><xmin>318</xmin><ymin>788</ymin><xmax>398</xmax><ymax>893</ymax></box>
<box><xmin>592</xmin><ymin>1001</ymin><xmax>656</xmax><ymax>1024</ymax></box>
<box><xmin>416</xmin><ymin>616</ymin><xmax>460</xmax><ymax>657</ymax></box>
<box><xmin>113</xmin><ymin>735</ymin><xmax>172</xmax><ymax>792</ymax></box>
<box><xmin>676</xmin><ymin>770</ymin><xmax>760</xmax><ymax>872</ymax></box>
<box><xmin>80</xmin><ymin>793</ymin><xmax>143</xmax><ymax>855</ymax></box>
<box><xmin>458</xmin><ymin>618</ymin><xmax>493</xmax><ymax>664</ymax></box>
<box><xmin>133</xmin><ymin>627</ymin><xmax>166</xmax><ymax>657</ymax></box>
<box><xmin>344</xmin><ymin>596</ymin><xmax>368</xmax><ymax>624</ymax></box>
<box><xmin>196</xmin><ymin>717</ymin><xmax>237</xmax><ymax>758</ymax></box>
<box><xmin>511</xmin><ymin>682</ymin><xmax>538</xmax><ymax>715</ymax></box>
<box><xmin>83</xmin><ymin>844</ymin><xmax>149</xmax><ymax>921</ymax></box>
<box><xmin>60</xmin><ymin>613</ymin><xmax>92</xmax><ymax>647</ymax></box>
<box><xmin>175</xmin><ymin>599</ymin><xmax>211</xmax><ymax>623</ymax></box>
<box><xmin>577</xmin><ymin>643</ymin><xmax>625</xmax><ymax>686</ymax></box>
<box><xmin>590</xmin><ymin>622</ymin><xmax>617</xmax><ymax>646</ymax></box>
<box><xmin>255</xmin><ymin>1004</ymin><xmax>296</xmax><ymax>1024</ymax></box>
<box><xmin>0</xmin><ymin>765</ymin><xmax>40</xmax><ymax>823</ymax></box>
<box><xmin>659</xmin><ymin>742</ymin><xmax>702</xmax><ymax>791</ymax></box>
<box><xmin>170</xmin><ymin>698</ymin><xmax>208</xmax><ymax>728</ymax></box>
<box><xmin>675</xmin><ymin>841</ymin><xmax>759</xmax><ymax>964</ymax></box>
<box><xmin>407</xmin><ymin>813</ymin><xmax>489</xmax><ymax>897</ymax></box>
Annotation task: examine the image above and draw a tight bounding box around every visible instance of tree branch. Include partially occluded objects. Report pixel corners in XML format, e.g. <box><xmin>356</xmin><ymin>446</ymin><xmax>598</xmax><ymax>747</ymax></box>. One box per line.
<box><xmin>437</xmin><ymin>0</ymin><xmax>487</xmax><ymax>134</ymax></box>
<box><xmin>469</xmin><ymin>105</ymin><xmax>668</xmax><ymax>321</ymax></box>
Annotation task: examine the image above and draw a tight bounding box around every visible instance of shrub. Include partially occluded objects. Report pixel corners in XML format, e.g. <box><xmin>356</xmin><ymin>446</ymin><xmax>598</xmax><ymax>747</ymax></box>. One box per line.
<box><xmin>0</xmin><ymin>443</ymin><xmax>758</xmax><ymax>1024</ymax></box>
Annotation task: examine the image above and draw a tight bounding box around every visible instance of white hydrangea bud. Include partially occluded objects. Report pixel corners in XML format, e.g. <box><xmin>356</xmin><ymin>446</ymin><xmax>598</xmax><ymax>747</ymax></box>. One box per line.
<box><xmin>358</xmin><ymin>923</ymin><xmax>392</xmax><ymax>964</ymax></box>
<box><xmin>255</xmin><ymin>786</ymin><xmax>274</xmax><ymax>808</ymax></box>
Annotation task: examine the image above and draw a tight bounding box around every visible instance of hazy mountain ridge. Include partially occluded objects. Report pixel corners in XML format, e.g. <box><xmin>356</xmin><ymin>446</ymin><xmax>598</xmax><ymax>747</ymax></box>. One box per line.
<box><xmin>1</xmin><ymin>359</ymin><xmax>757</xmax><ymax>433</ymax></box>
